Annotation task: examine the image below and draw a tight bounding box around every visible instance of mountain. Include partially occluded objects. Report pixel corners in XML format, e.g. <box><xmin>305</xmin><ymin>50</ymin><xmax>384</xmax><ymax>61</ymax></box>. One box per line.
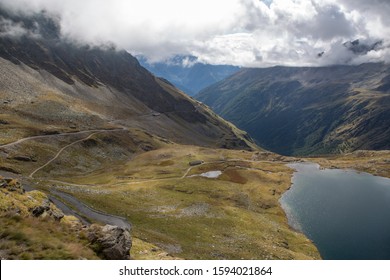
<box><xmin>138</xmin><ymin>56</ymin><xmax>240</xmax><ymax>96</ymax></box>
<box><xmin>0</xmin><ymin>7</ymin><xmax>253</xmax><ymax>151</ymax></box>
<box><xmin>343</xmin><ymin>39</ymin><xmax>383</xmax><ymax>55</ymax></box>
<box><xmin>0</xmin><ymin>7</ymin><xmax>326</xmax><ymax>260</ymax></box>
<box><xmin>197</xmin><ymin>64</ymin><xmax>390</xmax><ymax>156</ymax></box>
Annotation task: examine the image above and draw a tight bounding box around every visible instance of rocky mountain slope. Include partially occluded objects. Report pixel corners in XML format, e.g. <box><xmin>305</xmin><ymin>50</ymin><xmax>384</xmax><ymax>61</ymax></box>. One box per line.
<box><xmin>138</xmin><ymin>56</ymin><xmax>240</xmax><ymax>96</ymax></box>
<box><xmin>197</xmin><ymin>64</ymin><xmax>390</xmax><ymax>156</ymax></box>
<box><xmin>0</xmin><ymin>7</ymin><xmax>254</xmax><ymax>151</ymax></box>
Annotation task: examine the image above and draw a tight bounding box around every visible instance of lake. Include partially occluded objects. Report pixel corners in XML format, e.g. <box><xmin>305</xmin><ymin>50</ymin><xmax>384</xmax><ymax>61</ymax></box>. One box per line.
<box><xmin>280</xmin><ymin>162</ymin><xmax>390</xmax><ymax>260</ymax></box>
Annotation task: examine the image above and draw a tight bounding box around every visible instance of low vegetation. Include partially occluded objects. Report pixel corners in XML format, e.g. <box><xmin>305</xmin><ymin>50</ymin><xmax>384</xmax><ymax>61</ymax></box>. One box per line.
<box><xmin>2</xmin><ymin>116</ymin><xmax>389</xmax><ymax>260</ymax></box>
<box><xmin>197</xmin><ymin>64</ymin><xmax>390</xmax><ymax>156</ymax></box>
<box><xmin>30</xmin><ymin>145</ymin><xmax>320</xmax><ymax>260</ymax></box>
<box><xmin>0</xmin><ymin>177</ymin><xmax>99</xmax><ymax>260</ymax></box>
<box><xmin>310</xmin><ymin>150</ymin><xmax>390</xmax><ymax>179</ymax></box>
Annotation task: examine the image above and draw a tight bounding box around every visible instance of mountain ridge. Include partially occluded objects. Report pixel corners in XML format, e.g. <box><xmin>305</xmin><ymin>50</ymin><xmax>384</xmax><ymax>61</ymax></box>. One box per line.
<box><xmin>0</xmin><ymin>6</ymin><xmax>254</xmax><ymax>151</ymax></box>
<box><xmin>197</xmin><ymin>63</ymin><xmax>390</xmax><ymax>156</ymax></box>
<box><xmin>138</xmin><ymin>55</ymin><xmax>240</xmax><ymax>96</ymax></box>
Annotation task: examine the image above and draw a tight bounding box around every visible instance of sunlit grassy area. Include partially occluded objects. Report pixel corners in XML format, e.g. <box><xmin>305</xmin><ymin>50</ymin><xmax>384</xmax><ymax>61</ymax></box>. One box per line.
<box><xmin>4</xmin><ymin>124</ymin><xmax>388</xmax><ymax>260</ymax></box>
<box><xmin>0</xmin><ymin>180</ymin><xmax>99</xmax><ymax>260</ymax></box>
<box><xmin>310</xmin><ymin>150</ymin><xmax>390</xmax><ymax>178</ymax></box>
<box><xmin>3</xmin><ymin>121</ymin><xmax>388</xmax><ymax>260</ymax></box>
<box><xmin>0</xmin><ymin>215</ymin><xmax>99</xmax><ymax>260</ymax></box>
<box><xmin>39</xmin><ymin>145</ymin><xmax>320</xmax><ymax>260</ymax></box>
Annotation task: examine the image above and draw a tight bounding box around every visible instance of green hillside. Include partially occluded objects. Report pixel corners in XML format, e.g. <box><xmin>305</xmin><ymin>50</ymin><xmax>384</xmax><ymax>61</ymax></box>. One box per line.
<box><xmin>197</xmin><ymin>64</ymin><xmax>390</xmax><ymax>156</ymax></box>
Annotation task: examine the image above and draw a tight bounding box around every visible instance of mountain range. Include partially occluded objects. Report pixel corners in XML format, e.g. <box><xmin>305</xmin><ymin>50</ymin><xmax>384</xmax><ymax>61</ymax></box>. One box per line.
<box><xmin>1</xmin><ymin>5</ymin><xmax>389</xmax><ymax>261</ymax></box>
<box><xmin>197</xmin><ymin>64</ymin><xmax>390</xmax><ymax>156</ymax></box>
<box><xmin>0</xmin><ymin>7</ymin><xmax>253</xmax><ymax>151</ymax></box>
<box><xmin>0</xmin><ymin>6</ymin><xmax>323</xmax><ymax>260</ymax></box>
<box><xmin>138</xmin><ymin>55</ymin><xmax>240</xmax><ymax>96</ymax></box>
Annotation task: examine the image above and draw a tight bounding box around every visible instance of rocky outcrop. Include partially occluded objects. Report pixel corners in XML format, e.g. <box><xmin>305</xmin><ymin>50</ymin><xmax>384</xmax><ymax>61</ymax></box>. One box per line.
<box><xmin>189</xmin><ymin>160</ymin><xmax>204</xmax><ymax>166</ymax></box>
<box><xmin>12</xmin><ymin>155</ymin><xmax>36</xmax><ymax>162</ymax></box>
<box><xmin>29</xmin><ymin>198</ymin><xmax>64</xmax><ymax>221</ymax></box>
<box><xmin>0</xmin><ymin>177</ymin><xmax>132</xmax><ymax>260</ymax></box>
<box><xmin>0</xmin><ymin>178</ymin><xmax>25</xmax><ymax>194</ymax></box>
<box><xmin>87</xmin><ymin>224</ymin><xmax>132</xmax><ymax>260</ymax></box>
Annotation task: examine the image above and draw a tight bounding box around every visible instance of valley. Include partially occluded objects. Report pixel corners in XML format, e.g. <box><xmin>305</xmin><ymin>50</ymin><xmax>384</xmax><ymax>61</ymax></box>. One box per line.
<box><xmin>1</xmin><ymin>5</ymin><xmax>389</xmax><ymax>261</ymax></box>
<box><xmin>2</xmin><ymin>117</ymin><xmax>389</xmax><ymax>260</ymax></box>
<box><xmin>138</xmin><ymin>56</ymin><xmax>240</xmax><ymax>96</ymax></box>
<box><xmin>0</xmin><ymin>124</ymin><xmax>321</xmax><ymax>259</ymax></box>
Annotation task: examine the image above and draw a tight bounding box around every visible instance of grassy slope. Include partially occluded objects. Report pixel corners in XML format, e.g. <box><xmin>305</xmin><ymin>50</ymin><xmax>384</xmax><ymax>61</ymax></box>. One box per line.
<box><xmin>31</xmin><ymin>145</ymin><xmax>320</xmax><ymax>260</ymax></box>
<box><xmin>0</xmin><ymin>215</ymin><xmax>99</xmax><ymax>260</ymax></box>
<box><xmin>0</xmin><ymin>62</ymin><xmax>318</xmax><ymax>259</ymax></box>
<box><xmin>0</xmin><ymin>180</ymin><xmax>99</xmax><ymax>260</ymax></box>
<box><xmin>310</xmin><ymin>150</ymin><xmax>390</xmax><ymax>179</ymax></box>
<box><xmin>196</xmin><ymin>64</ymin><xmax>390</xmax><ymax>156</ymax></box>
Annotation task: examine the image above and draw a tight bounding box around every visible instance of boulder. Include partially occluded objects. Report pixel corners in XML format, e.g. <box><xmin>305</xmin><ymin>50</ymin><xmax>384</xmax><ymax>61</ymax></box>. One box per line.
<box><xmin>88</xmin><ymin>225</ymin><xmax>132</xmax><ymax>260</ymax></box>
<box><xmin>189</xmin><ymin>160</ymin><xmax>204</xmax><ymax>166</ymax></box>
<box><xmin>12</xmin><ymin>156</ymin><xmax>34</xmax><ymax>162</ymax></box>
<box><xmin>28</xmin><ymin>198</ymin><xmax>64</xmax><ymax>220</ymax></box>
<box><xmin>29</xmin><ymin>199</ymin><xmax>50</xmax><ymax>217</ymax></box>
<box><xmin>49</xmin><ymin>207</ymin><xmax>65</xmax><ymax>221</ymax></box>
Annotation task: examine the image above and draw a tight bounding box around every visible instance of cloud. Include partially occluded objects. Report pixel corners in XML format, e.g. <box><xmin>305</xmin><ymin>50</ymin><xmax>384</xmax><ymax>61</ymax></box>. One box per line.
<box><xmin>0</xmin><ymin>0</ymin><xmax>389</xmax><ymax>66</ymax></box>
<box><xmin>0</xmin><ymin>13</ymin><xmax>43</xmax><ymax>39</ymax></box>
<box><xmin>0</xmin><ymin>17</ymin><xmax>28</xmax><ymax>37</ymax></box>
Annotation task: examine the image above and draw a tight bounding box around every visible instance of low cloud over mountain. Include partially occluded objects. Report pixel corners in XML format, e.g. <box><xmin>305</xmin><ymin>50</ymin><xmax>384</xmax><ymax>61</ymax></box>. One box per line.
<box><xmin>1</xmin><ymin>0</ymin><xmax>389</xmax><ymax>67</ymax></box>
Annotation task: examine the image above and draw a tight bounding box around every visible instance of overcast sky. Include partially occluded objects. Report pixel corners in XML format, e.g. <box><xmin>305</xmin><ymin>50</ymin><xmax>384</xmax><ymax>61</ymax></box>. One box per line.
<box><xmin>1</xmin><ymin>0</ymin><xmax>390</xmax><ymax>67</ymax></box>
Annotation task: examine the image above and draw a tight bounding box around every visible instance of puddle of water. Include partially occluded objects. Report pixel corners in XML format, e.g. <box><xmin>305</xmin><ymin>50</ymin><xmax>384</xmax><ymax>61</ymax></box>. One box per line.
<box><xmin>199</xmin><ymin>171</ymin><xmax>222</xmax><ymax>178</ymax></box>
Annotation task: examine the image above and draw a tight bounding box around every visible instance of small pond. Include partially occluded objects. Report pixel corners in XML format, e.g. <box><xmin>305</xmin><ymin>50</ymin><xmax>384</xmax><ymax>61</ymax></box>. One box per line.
<box><xmin>189</xmin><ymin>171</ymin><xmax>222</xmax><ymax>179</ymax></box>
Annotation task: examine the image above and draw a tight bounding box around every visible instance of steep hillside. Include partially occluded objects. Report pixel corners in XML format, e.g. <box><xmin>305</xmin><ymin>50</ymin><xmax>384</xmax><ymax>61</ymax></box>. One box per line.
<box><xmin>138</xmin><ymin>56</ymin><xmax>240</xmax><ymax>96</ymax></box>
<box><xmin>0</xmin><ymin>7</ymin><xmax>254</xmax><ymax>151</ymax></box>
<box><xmin>197</xmin><ymin>64</ymin><xmax>390</xmax><ymax>155</ymax></box>
<box><xmin>0</xmin><ymin>176</ymin><xmax>132</xmax><ymax>260</ymax></box>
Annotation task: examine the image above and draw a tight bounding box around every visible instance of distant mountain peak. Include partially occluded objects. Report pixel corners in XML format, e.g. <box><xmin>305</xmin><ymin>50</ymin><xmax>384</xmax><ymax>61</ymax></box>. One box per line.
<box><xmin>343</xmin><ymin>39</ymin><xmax>383</xmax><ymax>55</ymax></box>
<box><xmin>137</xmin><ymin>55</ymin><xmax>240</xmax><ymax>96</ymax></box>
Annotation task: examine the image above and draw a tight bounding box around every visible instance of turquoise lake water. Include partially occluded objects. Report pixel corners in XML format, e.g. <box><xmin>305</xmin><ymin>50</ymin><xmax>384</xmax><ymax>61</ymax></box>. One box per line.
<box><xmin>280</xmin><ymin>162</ymin><xmax>390</xmax><ymax>260</ymax></box>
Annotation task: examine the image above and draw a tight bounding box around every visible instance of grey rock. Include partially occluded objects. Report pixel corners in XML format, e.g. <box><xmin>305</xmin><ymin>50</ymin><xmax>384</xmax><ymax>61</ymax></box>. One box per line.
<box><xmin>12</xmin><ymin>156</ymin><xmax>33</xmax><ymax>162</ymax></box>
<box><xmin>50</xmin><ymin>207</ymin><xmax>65</xmax><ymax>221</ymax></box>
<box><xmin>30</xmin><ymin>199</ymin><xmax>50</xmax><ymax>217</ymax></box>
<box><xmin>88</xmin><ymin>225</ymin><xmax>132</xmax><ymax>260</ymax></box>
<box><xmin>189</xmin><ymin>160</ymin><xmax>204</xmax><ymax>166</ymax></box>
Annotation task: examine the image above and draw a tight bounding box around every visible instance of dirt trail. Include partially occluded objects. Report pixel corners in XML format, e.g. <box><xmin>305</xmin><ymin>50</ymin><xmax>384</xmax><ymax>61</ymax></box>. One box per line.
<box><xmin>0</xmin><ymin>128</ymin><xmax>124</xmax><ymax>149</ymax></box>
<box><xmin>46</xmin><ymin>159</ymin><xmax>279</xmax><ymax>189</ymax></box>
<box><xmin>28</xmin><ymin>129</ymin><xmax>125</xmax><ymax>178</ymax></box>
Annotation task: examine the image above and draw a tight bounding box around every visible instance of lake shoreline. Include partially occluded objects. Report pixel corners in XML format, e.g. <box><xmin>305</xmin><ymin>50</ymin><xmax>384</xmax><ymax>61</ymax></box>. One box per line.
<box><xmin>281</xmin><ymin>162</ymin><xmax>390</xmax><ymax>260</ymax></box>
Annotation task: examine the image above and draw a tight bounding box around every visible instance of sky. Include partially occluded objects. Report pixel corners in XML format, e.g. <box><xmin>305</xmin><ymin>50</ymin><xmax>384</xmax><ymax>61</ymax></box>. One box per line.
<box><xmin>1</xmin><ymin>0</ymin><xmax>390</xmax><ymax>67</ymax></box>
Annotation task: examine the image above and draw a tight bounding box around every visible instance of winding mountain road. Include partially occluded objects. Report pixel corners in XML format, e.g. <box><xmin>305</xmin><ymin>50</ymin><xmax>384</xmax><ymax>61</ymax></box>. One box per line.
<box><xmin>50</xmin><ymin>190</ymin><xmax>131</xmax><ymax>230</ymax></box>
